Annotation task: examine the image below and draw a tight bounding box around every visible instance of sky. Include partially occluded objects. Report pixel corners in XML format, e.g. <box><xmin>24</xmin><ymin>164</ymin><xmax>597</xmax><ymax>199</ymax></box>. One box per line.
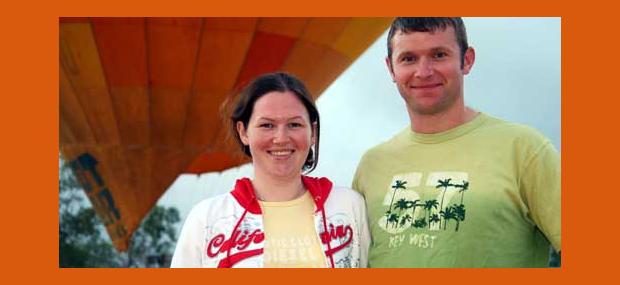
<box><xmin>157</xmin><ymin>17</ymin><xmax>561</xmax><ymax>232</ymax></box>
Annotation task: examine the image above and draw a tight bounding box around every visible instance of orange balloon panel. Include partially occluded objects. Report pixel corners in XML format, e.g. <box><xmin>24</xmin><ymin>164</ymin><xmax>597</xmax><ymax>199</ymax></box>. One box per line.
<box><xmin>59</xmin><ymin>17</ymin><xmax>391</xmax><ymax>251</ymax></box>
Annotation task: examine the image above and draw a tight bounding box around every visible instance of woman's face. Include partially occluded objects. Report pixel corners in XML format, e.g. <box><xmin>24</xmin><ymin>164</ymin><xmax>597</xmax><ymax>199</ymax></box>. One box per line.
<box><xmin>237</xmin><ymin>91</ymin><xmax>315</xmax><ymax>180</ymax></box>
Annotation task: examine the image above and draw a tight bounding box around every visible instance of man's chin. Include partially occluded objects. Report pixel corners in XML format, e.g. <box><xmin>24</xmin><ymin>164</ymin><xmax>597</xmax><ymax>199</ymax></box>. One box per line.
<box><xmin>410</xmin><ymin>103</ymin><xmax>444</xmax><ymax>116</ymax></box>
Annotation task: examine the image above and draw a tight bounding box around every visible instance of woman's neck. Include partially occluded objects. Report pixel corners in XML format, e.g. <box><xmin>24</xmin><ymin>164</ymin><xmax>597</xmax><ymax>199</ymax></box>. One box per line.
<box><xmin>252</xmin><ymin>172</ymin><xmax>306</xmax><ymax>202</ymax></box>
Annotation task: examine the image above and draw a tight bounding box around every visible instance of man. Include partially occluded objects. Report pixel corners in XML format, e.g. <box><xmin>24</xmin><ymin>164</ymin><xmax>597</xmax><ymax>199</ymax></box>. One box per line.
<box><xmin>352</xmin><ymin>18</ymin><xmax>560</xmax><ymax>267</ymax></box>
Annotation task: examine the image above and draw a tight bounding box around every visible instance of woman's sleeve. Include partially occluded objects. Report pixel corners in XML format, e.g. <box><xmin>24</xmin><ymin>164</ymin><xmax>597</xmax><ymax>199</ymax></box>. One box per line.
<box><xmin>170</xmin><ymin>204</ymin><xmax>205</xmax><ymax>268</ymax></box>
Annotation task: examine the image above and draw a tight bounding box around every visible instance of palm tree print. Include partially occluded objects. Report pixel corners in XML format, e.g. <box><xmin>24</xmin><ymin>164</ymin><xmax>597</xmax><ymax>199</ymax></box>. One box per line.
<box><xmin>382</xmin><ymin>178</ymin><xmax>469</xmax><ymax>232</ymax></box>
<box><xmin>440</xmin><ymin>206</ymin><xmax>456</xmax><ymax>230</ymax></box>
<box><xmin>394</xmin><ymin>198</ymin><xmax>409</xmax><ymax>216</ymax></box>
<box><xmin>389</xmin><ymin>180</ymin><xmax>407</xmax><ymax>209</ymax></box>
<box><xmin>429</xmin><ymin>213</ymin><xmax>441</xmax><ymax>228</ymax></box>
<box><xmin>454</xmin><ymin>180</ymin><xmax>469</xmax><ymax>205</ymax></box>
<box><xmin>448</xmin><ymin>180</ymin><xmax>468</xmax><ymax>232</ymax></box>
<box><xmin>423</xmin><ymin>199</ymin><xmax>439</xmax><ymax>228</ymax></box>
<box><xmin>436</xmin><ymin>178</ymin><xmax>454</xmax><ymax>215</ymax></box>
<box><xmin>400</xmin><ymin>214</ymin><xmax>412</xmax><ymax>227</ymax></box>
<box><xmin>407</xmin><ymin>199</ymin><xmax>421</xmax><ymax>219</ymax></box>
<box><xmin>394</xmin><ymin>199</ymin><xmax>425</xmax><ymax>228</ymax></box>
<box><xmin>387</xmin><ymin>213</ymin><xmax>400</xmax><ymax>228</ymax></box>
<box><xmin>412</xmin><ymin>217</ymin><xmax>427</xmax><ymax>228</ymax></box>
<box><xmin>386</xmin><ymin>180</ymin><xmax>407</xmax><ymax>227</ymax></box>
<box><xmin>452</xmin><ymin>204</ymin><xmax>466</xmax><ymax>232</ymax></box>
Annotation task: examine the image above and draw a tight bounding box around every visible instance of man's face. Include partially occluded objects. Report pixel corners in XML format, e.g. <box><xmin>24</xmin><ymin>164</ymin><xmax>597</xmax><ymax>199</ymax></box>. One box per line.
<box><xmin>387</xmin><ymin>26</ymin><xmax>474</xmax><ymax>116</ymax></box>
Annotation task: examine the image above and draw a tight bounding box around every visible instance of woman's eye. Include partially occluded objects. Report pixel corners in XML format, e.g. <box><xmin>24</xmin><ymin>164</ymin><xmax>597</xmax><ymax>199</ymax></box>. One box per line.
<box><xmin>289</xmin><ymin>122</ymin><xmax>302</xmax><ymax>128</ymax></box>
<box><xmin>260</xmin><ymin>123</ymin><xmax>274</xmax><ymax>129</ymax></box>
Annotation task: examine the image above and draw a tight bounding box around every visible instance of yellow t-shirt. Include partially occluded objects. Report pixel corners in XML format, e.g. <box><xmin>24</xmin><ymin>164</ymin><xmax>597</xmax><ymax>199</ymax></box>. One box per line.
<box><xmin>258</xmin><ymin>191</ymin><xmax>326</xmax><ymax>268</ymax></box>
<box><xmin>352</xmin><ymin>113</ymin><xmax>561</xmax><ymax>267</ymax></box>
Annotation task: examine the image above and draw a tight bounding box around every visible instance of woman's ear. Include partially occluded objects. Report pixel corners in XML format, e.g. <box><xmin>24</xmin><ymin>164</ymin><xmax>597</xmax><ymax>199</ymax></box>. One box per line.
<box><xmin>236</xmin><ymin>121</ymin><xmax>249</xmax><ymax>145</ymax></box>
<box><xmin>311</xmin><ymin>122</ymin><xmax>317</xmax><ymax>145</ymax></box>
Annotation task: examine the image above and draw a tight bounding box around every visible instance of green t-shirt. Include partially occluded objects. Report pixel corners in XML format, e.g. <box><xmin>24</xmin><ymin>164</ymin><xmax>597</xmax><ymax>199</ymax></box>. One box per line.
<box><xmin>352</xmin><ymin>113</ymin><xmax>560</xmax><ymax>268</ymax></box>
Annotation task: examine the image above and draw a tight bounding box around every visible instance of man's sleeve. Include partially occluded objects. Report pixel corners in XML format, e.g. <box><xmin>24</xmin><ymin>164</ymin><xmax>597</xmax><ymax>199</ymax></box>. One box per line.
<box><xmin>520</xmin><ymin>141</ymin><xmax>561</xmax><ymax>251</ymax></box>
<box><xmin>351</xmin><ymin>156</ymin><xmax>366</xmax><ymax>197</ymax></box>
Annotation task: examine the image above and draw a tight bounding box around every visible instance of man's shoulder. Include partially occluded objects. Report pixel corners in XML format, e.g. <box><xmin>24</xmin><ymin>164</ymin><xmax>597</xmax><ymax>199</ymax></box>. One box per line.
<box><xmin>360</xmin><ymin>127</ymin><xmax>410</xmax><ymax>160</ymax></box>
<box><xmin>478</xmin><ymin>114</ymin><xmax>550</xmax><ymax>144</ymax></box>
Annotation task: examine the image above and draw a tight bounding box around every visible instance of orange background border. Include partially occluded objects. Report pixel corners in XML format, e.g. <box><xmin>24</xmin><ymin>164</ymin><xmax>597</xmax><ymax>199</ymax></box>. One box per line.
<box><xmin>2</xmin><ymin>0</ymin><xmax>603</xmax><ymax>283</ymax></box>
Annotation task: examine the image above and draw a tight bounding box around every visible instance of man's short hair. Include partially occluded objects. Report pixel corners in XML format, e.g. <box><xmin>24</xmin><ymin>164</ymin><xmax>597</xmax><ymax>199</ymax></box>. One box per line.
<box><xmin>387</xmin><ymin>17</ymin><xmax>469</xmax><ymax>67</ymax></box>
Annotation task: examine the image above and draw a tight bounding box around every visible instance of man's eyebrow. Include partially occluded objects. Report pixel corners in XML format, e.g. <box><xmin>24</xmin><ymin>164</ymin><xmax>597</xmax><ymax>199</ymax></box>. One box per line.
<box><xmin>430</xmin><ymin>46</ymin><xmax>451</xmax><ymax>52</ymax></box>
<box><xmin>396</xmin><ymin>50</ymin><xmax>415</xmax><ymax>58</ymax></box>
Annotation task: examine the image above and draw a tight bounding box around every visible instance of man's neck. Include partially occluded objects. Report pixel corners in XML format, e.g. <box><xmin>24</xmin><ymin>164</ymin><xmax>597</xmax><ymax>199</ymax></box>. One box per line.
<box><xmin>409</xmin><ymin>106</ymin><xmax>478</xmax><ymax>134</ymax></box>
<box><xmin>252</xmin><ymin>171</ymin><xmax>306</xmax><ymax>202</ymax></box>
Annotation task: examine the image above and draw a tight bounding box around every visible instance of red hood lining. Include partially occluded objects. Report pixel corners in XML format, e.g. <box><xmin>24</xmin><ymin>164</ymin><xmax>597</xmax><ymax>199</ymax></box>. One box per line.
<box><xmin>230</xmin><ymin>176</ymin><xmax>333</xmax><ymax>214</ymax></box>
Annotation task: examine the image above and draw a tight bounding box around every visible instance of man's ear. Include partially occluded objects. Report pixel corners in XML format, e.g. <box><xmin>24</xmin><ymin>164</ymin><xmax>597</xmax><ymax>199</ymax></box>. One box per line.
<box><xmin>236</xmin><ymin>121</ymin><xmax>249</xmax><ymax>145</ymax></box>
<box><xmin>462</xmin><ymin>47</ymin><xmax>476</xmax><ymax>75</ymax></box>
<box><xmin>386</xmin><ymin>56</ymin><xmax>396</xmax><ymax>82</ymax></box>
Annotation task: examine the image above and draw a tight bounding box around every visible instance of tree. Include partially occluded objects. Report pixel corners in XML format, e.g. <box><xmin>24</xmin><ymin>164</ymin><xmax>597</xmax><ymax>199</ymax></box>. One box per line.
<box><xmin>389</xmin><ymin>180</ymin><xmax>407</xmax><ymax>209</ymax></box>
<box><xmin>439</xmin><ymin>206</ymin><xmax>456</xmax><ymax>230</ymax></box>
<box><xmin>452</xmin><ymin>204</ymin><xmax>466</xmax><ymax>232</ymax></box>
<box><xmin>399</xmin><ymin>214</ymin><xmax>412</xmax><ymax>227</ymax></box>
<box><xmin>436</xmin><ymin>178</ymin><xmax>453</xmax><ymax>214</ymax></box>
<box><xmin>59</xmin><ymin>160</ymin><xmax>124</xmax><ymax>267</ymax></box>
<box><xmin>424</xmin><ymin>199</ymin><xmax>439</xmax><ymax>229</ymax></box>
<box><xmin>394</xmin><ymin>198</ymin><xmax>409</xmax><ymax>215</ymax></box>
<box><xmin>455</xmin><ymin>180</ymin><xmax>469</xmax><ymax>205</ymax></box>
<box><xmin>428</xmin><ymin>213</ymin><xmax>441</xmax><ymax>229</ymax></box>
<box><xmin>59</xmin><ymin>157</ymin><xmax>180</xmax><ymax>267</ymax></box>
<box><xmin>386</xmin><ymin>180</ymin><xmax>407</xmax><ymax>227</ymax></box>
<box><xmin>406</xmin><ymin>199</ymin><xmax>421</xmax><ymax>219</ymax></box>
<box><xmin>387</xmin><ymin>213</ymin><xmax>400</xmax><ymax>228</ymax></box>
<box><xmin>126</xmin><ymin>206</ymin><xmax>180</xmax><ymax>267</ymax></box>
<box><xmin>412</xmin><ymin>217</ymin><xmax>427</xmax><ymax>228</ymax></box>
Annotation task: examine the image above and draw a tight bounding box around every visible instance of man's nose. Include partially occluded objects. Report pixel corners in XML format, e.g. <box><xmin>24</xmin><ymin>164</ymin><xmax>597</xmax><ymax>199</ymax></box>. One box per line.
<box><xmin>415</xmin><ymin>58</ymin><xmax>433</xmax><ymax>78</ymax></box>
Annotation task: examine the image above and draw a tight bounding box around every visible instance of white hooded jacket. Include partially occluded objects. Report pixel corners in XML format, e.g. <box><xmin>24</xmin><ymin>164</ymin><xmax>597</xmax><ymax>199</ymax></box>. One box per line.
<box><xmin>171</xmin><ymin>176</ymin><xmax>370</xmax><ymax>268</ymax></box>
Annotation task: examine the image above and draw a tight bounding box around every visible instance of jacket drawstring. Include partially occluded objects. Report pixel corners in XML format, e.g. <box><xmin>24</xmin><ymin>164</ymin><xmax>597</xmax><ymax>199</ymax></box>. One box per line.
<box><xmin>320</xmin><ymin>206</ymin><xmax>335</xmax><ymax>268</ymax></box>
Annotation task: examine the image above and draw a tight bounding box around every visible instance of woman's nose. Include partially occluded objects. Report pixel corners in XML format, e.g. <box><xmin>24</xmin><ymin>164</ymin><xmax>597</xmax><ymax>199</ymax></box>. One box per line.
<box><xmin>272</xmin><ymin>127</ymin><xmax>290</xmax><ymax>144</ymax></box>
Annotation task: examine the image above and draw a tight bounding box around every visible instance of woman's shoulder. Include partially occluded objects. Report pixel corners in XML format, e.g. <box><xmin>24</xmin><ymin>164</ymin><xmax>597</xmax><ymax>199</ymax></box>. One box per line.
<box><xmin>328</xmin><ymin>185</ymin><xmax>365</xmax><ymax>203</ymax></box>
<box><xmin>193</xmin><ymin>191</ymin><xmax>233</xmax><ymax>208</ymax></box>
<box><xmin>185</xmin><ymin>191</ymin><xmax>237</xmax><ymax>221</ymax></box>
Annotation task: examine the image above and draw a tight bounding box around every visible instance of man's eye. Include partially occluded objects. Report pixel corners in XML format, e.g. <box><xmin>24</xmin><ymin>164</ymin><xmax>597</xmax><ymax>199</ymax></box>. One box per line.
<box><xmin>260</xmin><ymin>123</ymin><xmax>274</xmax><ymax>128</ymax></box>
<box><xmin>289</xmin><ymin>122</ymin><xmax>302</xmax><ymax>128</ymax></box>
<box><xmin>434</xmin><ymin>52</ymin><xmax>447</xmax><ymax>59</ymax></box>
<box><xmin>401</xmin><ymin>56</ymin><xmax>414</xmax><ymax>62</ymax></box>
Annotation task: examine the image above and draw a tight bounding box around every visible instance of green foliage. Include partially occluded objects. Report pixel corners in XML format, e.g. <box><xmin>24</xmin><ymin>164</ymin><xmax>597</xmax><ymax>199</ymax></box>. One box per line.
<box><xmin>126</xmin><ymin>206</ymin><xmax>180</xmax><ymax>267</ymax></box>
<box><xmin>59</xmin><ymin>209</ymin><xmax>123</xmax><ymax>267</ymax></box>
<box><xmin>59</xmin><ymin>157</ymin><xmax>180</xmax><ymax>267</ymax></box>
<box><xmin>59</xmin><ymin>161</ymin><xmax>124</xmax><ymax>267</ymax></box>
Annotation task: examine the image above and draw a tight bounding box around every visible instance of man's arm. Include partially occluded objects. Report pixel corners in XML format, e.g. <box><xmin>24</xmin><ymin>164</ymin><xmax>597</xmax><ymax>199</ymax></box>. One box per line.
<box><xmin>520</xmin><ymin>141</ymin><xmax>561</xmax><ymax>251</ymax></box>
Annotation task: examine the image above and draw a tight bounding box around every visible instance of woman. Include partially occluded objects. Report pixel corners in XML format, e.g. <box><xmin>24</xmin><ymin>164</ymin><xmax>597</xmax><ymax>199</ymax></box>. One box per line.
<box><xmin>171</xmin><ymin>72</ymin><xmax>369</xmax><ymax>268</ymax></box>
